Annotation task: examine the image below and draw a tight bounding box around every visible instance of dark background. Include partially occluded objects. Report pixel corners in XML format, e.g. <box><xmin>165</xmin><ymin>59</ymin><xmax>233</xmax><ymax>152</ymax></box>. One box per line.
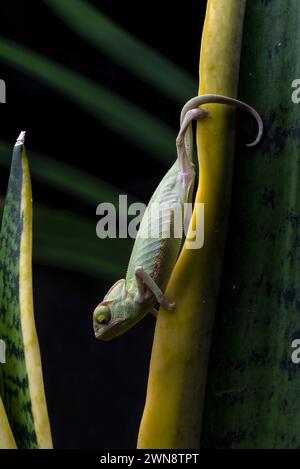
<box><xmin>0</xmin><ymin>1</ymin><xmax>207</xmax><ymax>448</ymax></box>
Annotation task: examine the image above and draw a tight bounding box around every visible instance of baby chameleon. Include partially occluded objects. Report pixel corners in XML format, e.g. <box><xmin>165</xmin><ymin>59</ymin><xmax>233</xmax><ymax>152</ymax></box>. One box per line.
<box><xmin>93</xmin><ymin>94</ymin><xmax>263</xmax><ymax>340</ymax></box>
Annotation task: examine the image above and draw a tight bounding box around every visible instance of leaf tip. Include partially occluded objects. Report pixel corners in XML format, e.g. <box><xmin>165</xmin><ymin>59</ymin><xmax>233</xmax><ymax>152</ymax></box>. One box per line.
<box><xmin>15</xmin><ymin>130</ymin><xmax>26</xmax><ymax>146</ymax></box>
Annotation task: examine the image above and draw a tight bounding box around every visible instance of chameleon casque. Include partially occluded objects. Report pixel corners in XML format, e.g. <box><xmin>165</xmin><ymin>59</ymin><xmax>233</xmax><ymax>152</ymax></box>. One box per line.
<box><xmin>93</xmin><ymin>94</ymin><xmax>263</xmax><ymax>341</ymax></box>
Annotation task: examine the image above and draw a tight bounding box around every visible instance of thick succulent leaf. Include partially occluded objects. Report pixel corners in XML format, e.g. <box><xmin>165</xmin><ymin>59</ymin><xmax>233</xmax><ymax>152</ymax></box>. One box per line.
<box><xmin>137</xmin><ymin>0</ymin><xmax>246</xmax><ymax>449</ymax></box>
<box><xmin>0</xmin><ymin>134</ymin><xmax>52</xmax><ymax>448</ymax></box>
<box><xmin>202</xmin><ymin>0</ymin><xmax>300</xmax><ymax>449</ymax></box>
<box><xmin>0</xmin><ymin>359</ymin><xmax>16</xmax><ymax>449</ymax></box>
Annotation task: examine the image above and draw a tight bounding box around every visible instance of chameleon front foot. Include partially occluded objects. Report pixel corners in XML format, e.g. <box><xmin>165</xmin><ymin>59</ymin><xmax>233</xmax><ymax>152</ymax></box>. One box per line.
<box><xmin>156</xmin><ymin>293</ymin><xmax>175</xmax><ymax>311</ymax></box>
<box><xmin>135</xmin><ymin>266</ymin><xmax>175</xmax><ymax>311</ymax></box>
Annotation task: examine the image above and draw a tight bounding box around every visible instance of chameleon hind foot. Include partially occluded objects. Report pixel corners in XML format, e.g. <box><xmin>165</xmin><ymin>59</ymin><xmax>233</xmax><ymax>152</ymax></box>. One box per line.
<box><xmin>176</xmin><ymin>107</ymin><xmax>209</xmax><ymax>182</ymax></box>
<box><xmin>135</xmin><ymin>266</ymin><xmax>175</xmax><ymax>311</ymax></box>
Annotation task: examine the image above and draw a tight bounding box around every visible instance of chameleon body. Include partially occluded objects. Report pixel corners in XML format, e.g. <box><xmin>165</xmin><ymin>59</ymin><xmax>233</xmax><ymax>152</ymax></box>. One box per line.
<box><xmin>93</xmin><ymin>95</ymin><xmax>263</xmax><ymax>341</ymax></box>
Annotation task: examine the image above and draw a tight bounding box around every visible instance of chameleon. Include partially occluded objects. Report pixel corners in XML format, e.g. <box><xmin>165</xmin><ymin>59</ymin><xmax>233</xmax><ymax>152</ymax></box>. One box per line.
<box><xmin>93</xmin><ymin>94</ymin><xmax>263</xmax><ymax>341</ymax></box>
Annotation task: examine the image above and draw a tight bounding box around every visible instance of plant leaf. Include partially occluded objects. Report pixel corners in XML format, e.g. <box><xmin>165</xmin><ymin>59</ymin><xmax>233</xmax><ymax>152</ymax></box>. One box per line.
<box><xmin>0</xmin><ymin>133</ymin><xmax>52</xmax><ymax>448</ymax></box>
<box><xmin>201</xmin><ymin>0</ymin><xmax>300</xmax><ymax>449</ymax></box>
<box><xmin>0</xmin><ymin>37</ymin><xmax>175</xmax><ymax>163</ymax></box>
<box><xmin>43</xmin><ymin>0</ymin><xmax>197</xmax><ymax>102</ymax></box>
<box><xmin>138</xmin><ymin>0</ymin><xmax>247</xmax><ymax>449</ymax></box>
<box><xmin>0</xmin><ymin>398</ymin><xmax>16</xmax><ymax>449</ymax></box>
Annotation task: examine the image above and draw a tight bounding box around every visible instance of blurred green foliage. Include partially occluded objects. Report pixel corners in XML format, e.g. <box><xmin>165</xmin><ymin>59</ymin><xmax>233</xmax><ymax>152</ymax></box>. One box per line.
<box><xmin>0</xmin><ymin>3</ymin><xmax>196</xmax><ymax>280</ymax></box>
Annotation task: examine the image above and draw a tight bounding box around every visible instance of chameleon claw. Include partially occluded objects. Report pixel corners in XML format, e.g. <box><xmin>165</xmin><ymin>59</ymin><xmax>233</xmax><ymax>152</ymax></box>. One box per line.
<box><xmin>157</xmin><ymin>294</ymin><xmax>175</xmax><ymax>311</ymax></box>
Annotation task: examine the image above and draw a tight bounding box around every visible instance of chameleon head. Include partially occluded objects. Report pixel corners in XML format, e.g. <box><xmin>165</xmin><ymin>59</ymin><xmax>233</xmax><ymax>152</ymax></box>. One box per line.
<box><xmin>93</xmin><ymin>298</ymin><xmax>141</xmax><ymax>341</ymax></box>
<box><xmin>93</xmin><ymin>278</ymin><xmax>132</xmax><ymax>340</ymax></box>
<box><xmin>93</xmin><ymin>278</ymin><xmax>148</xmax><ymax>340</ymax></box>
<box><xmin>93</xmin><ymin>301</ymin><xmax>122</xmax><ymax>340</ymax></box>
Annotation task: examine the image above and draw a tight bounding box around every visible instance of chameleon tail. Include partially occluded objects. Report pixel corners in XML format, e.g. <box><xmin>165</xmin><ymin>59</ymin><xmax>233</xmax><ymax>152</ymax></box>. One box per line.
<box><xmin>180</xmin><ymin>93</ymin><xmax>263</xmax><ymax>149</ymax></box>
<box><xmin>176</xmin><ymin>108</ymin><xmax>209</xmax><ymax>164</ymax></box>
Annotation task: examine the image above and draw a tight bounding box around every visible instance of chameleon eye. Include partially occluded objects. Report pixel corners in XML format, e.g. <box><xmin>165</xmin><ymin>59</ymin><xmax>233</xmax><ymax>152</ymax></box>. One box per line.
<box><xmin>94</xmin><ymin>305</ymin><xmax>111</xmax><ymax>325</ymax></box>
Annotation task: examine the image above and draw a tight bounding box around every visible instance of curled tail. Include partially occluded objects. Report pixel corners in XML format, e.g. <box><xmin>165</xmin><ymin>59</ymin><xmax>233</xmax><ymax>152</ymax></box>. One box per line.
<box><xmin>178</xmin><ymin>93</ymin><xmax>264</xmax><ymax>162</ymax></box>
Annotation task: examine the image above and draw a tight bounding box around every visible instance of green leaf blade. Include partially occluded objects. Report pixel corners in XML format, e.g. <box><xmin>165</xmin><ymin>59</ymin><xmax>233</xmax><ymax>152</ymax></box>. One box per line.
<box><xmin>0</xmin><ymin>37</ymin><xmax>175</xmax><ymax>163</ymax></box>
<box><xmin>201</xmin><ymin>0</ymin><xmax>300</xmax><ymax>449</ymax></box>
<box><xmin>44</xmin><ymin>0</ymin><xmax>197</xmax><ymax>102</ymax></box>
<box><xmin>0</xmin><ymin>137</ymin><xmax>52</xmax><ymax>448</ymax></box>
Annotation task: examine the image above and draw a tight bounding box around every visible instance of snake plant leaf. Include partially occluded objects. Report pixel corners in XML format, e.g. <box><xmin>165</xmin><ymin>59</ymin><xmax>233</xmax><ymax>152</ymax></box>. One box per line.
<box><xmin>43</xmin><ymin>0</ymin><xmax>197</xmax><ymax>102</ymax></box>
<box><xmin>0</xmin><ymin>133</ymin><xmax>52</xmax><ymax>448</ymax></box>
<box><xmin>137</xmin><ymin>0</ymin><xmax>246</xmax><ymax>449</ymax></box>
<box><xmin>0</xmin><ymin>347</ymin><xmax>15</xmax><ymax>448</ymax></box>
<box><xmin>0</xmin><ymin>37</ymin><xmax>176</xmax><ymax>164</ymax></box>
<box><xmin>201</xmin><ymin>0</ymin><xmax>300</xmax><ymax>449</ymax></box>
<box><xmin>0</xmin><ymin>398</ymin><xmax>16</xmax><ymax>449</ymax></box>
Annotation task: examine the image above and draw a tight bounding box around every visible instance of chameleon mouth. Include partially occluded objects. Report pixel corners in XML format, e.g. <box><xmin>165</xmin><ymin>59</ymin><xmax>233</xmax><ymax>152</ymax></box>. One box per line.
<box><xmin>93</xmin><ymin>318</ymin><xmax>124</xmax><ymax>341</ymax></box>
